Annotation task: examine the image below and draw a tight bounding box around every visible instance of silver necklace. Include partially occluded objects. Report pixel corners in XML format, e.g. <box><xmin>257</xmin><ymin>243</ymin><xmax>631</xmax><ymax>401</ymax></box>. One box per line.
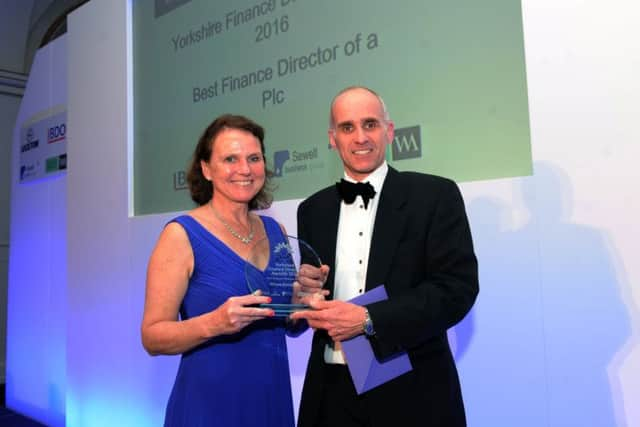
<box><xmin>210</xmin><ymin>203</ymin><xmax>255</xmax><ymax>244</ymax></box>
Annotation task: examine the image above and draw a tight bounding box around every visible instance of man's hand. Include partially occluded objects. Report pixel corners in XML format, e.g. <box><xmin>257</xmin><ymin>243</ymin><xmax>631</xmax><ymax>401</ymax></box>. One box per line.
<box><xmin>292</xmin><ymin>263</ymin><xmax>330</xmax><ymax>305</ymax></box>
<box><xmin>290</xmin><ymin>299</ymin><xmax>366</xmax><ymax>342</ymax></box>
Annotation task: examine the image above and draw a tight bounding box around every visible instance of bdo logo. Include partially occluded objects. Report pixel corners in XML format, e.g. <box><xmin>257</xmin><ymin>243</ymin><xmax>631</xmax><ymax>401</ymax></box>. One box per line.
<box><xmin>173</xmin><ymin>170</ymin><xmax>187</xmax><ymax>190</ymax></box>
<box><xmin>48</xmin><ymin>123</ymin><xmax>66</xmax><ymax>144</ymax></box>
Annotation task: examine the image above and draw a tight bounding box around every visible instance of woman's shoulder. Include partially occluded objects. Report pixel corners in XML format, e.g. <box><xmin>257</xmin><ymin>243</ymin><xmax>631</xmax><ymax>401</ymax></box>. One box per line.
<box><xmin>153</xmin><ymin>218</ymin><xmax>192</xmax><ymax>257</ymax></box>
<box><xmin>257</xmin><ymin>214</ymin><xmax>287</xmax><ymax>236</ymax></box>
<box><xmin>169</xmin><ymin>205</ymin><xmax>210</xmax><ymax>229</ymax></box>
<box><xmin>257</xmin><ymin>213</ymin><xmax>276</xmax><ymax>226</ymax></box>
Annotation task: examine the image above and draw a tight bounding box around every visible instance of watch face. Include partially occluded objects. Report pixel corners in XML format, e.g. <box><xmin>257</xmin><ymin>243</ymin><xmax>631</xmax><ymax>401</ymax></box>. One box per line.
<box><xmin>364</xmin><ymin>316</ymin><xmax>375</xmax><ymax>336</ymax></box>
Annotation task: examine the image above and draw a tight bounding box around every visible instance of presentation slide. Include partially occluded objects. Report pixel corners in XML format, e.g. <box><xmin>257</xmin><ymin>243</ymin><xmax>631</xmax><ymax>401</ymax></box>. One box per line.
<box><xmin>133</xmin><ymin>0</ymin><xmax>531</xmax><ymax>215</ymax></box>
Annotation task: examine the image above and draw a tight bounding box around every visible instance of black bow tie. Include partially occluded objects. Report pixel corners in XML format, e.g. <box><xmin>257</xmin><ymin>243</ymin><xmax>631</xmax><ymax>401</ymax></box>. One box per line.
<box><xmin>336</xmin><ymin>179</ymin><xmax>377</xmax><ymax>209</ymax></box>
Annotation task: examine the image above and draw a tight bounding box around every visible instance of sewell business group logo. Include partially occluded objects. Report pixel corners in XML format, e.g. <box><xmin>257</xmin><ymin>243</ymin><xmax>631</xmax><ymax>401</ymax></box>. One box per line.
<box><xmin>20</xmin><ymin>163</ymin><xmax>38</xmax><ymax>181</ymax></box>
<box><xmin>273</xmin><ymin>150</ymin><xmax>290</xmax><ymax>177</ymax></box>
<box><xmin>272</xmin><ymin>147</ymin><xmax>323</xmax><ymax>178</ymax></box>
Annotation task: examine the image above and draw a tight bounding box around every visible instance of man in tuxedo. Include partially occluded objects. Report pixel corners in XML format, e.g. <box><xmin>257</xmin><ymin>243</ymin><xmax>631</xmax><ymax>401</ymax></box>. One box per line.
<box><xmin>290</xmin><ymin>86</ymin><xmax>479</xmax><ymax>427</ymax></box>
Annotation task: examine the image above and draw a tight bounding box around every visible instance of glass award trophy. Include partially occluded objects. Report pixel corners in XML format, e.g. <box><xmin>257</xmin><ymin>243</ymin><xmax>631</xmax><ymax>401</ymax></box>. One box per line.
<box><xmin>244</xmin><ymin>235</ymin><xmax>322</xmax><ymax>317</ymax></box>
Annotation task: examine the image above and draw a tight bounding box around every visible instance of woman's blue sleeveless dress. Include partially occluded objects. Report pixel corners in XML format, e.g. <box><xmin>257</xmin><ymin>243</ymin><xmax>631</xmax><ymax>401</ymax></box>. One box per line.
<box><xmin>163</xmin><ymin>215</ymin><xmax>295</xmax><ymax>427</ymax></box>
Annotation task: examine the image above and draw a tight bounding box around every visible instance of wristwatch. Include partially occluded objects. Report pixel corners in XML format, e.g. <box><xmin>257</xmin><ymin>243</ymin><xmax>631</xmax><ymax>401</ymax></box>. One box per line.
<box><xmin>362</xmin><ymin>308</ymin><xmax>376</xmax><ymax>336</ymax></box>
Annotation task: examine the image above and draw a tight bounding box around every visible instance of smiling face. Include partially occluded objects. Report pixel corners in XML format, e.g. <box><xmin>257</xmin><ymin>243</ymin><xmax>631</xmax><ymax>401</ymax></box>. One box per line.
<box><xmin>200</xmin><ymin>128</ymin><xmax>266</xmax><ymax>205</ymax></box>
<box><xmin>329</xmin><ymin>88</ymin><xmax>394</xmax><ymax>181</ymax></box>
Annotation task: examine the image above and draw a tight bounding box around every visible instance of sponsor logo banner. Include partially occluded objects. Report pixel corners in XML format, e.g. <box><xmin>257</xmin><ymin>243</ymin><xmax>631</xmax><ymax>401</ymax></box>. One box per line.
<box><xmin>392</xmin><ymin>125</ymin><xmax>422</xmax><ymax>161</ymax></box>
<box><xmin>19</xmin><ymin>111</ymin><xmax>67</xmax><ymax>183</ymax></box>
<box><xmin>173</xmin><ymin>170</ymin><xmax>188</xmax><ymax>191</ymax></box>
<box><xmin>272</xmin><ymin>146</ymin><xmax>325</xmax><ymax>178</ymax></box>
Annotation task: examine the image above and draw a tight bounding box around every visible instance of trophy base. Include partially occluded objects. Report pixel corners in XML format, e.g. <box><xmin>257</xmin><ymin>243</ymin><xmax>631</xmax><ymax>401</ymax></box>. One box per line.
<box><xmin>260</xmin><ymin>303</ymin><xmax>309</xmax><ymax>317</ymax></box>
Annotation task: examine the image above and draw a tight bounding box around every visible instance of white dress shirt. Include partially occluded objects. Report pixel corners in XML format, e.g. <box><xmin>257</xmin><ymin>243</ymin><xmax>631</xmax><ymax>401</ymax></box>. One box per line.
<box><xmin>324</xmin><ymin>162</ymin><xmax>389</xmax><ymax>364</ymax></box>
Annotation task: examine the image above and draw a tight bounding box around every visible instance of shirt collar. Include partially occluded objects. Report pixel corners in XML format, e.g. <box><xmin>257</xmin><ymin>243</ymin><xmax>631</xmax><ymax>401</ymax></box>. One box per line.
<box><xmin>343</xmin><ymin>161</ymin><xmax>388</xmax><ymax>195</ymax></box>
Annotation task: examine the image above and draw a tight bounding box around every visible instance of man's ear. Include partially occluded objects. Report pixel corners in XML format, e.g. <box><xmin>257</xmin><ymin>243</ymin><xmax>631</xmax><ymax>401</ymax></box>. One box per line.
<box><xmin>328</xmin><ymin>130</ymin><xmax>337</xmax><ymax>150</ymax></box>
<box><xmin>385</xmin><ymin>120</ymin><xmax>395</xmax><ymax>145</ymax></box>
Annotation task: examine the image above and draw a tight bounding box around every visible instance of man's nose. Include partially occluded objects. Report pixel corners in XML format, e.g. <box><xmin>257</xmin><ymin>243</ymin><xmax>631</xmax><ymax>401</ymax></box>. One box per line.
<box><xmin>354</xmin><ymin>126</ymin><xmax>368</xmax><ymax>143</ymax></box>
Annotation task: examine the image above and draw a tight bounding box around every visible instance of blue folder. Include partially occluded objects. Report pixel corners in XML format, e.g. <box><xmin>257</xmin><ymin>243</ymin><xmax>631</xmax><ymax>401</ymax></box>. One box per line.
<box><xmin>342</xmin><ymin>285</ymin><xmax>413</xmax><ymax>394</ymax></box>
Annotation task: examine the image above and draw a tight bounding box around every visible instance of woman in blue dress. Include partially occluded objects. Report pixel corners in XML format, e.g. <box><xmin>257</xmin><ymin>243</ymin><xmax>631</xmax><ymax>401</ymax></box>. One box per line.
<box><xmin>141</xmin><ymin>114</ymin><xmax>326</xmax><ymax>426</ymax></box>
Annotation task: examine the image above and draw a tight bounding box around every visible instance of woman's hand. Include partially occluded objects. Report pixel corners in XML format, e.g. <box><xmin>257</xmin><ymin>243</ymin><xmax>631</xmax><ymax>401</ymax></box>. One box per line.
<box><xmin>210</xmin><ymin>293</ymin><xmax>275</xmax><ymax>335</ymax></box>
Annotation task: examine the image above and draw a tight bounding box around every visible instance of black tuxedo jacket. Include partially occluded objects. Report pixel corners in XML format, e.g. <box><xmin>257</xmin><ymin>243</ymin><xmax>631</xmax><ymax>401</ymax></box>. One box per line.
<box><xmin>296</xmin><ymin>167</ymin><xmax>478</xmax><ymax>427</ymax></box>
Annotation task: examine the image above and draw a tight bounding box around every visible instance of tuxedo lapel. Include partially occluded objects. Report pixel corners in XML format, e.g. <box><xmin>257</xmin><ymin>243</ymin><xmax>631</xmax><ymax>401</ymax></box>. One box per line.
<box><xmin>313</xmin><ymin>189</ymin><xmax>341</xmax><ymax>297</ymax></box>
<box><xmin>366</xmin><ymin>167</ymin><xmax>408</xmax><ymax>290</ymax></box>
